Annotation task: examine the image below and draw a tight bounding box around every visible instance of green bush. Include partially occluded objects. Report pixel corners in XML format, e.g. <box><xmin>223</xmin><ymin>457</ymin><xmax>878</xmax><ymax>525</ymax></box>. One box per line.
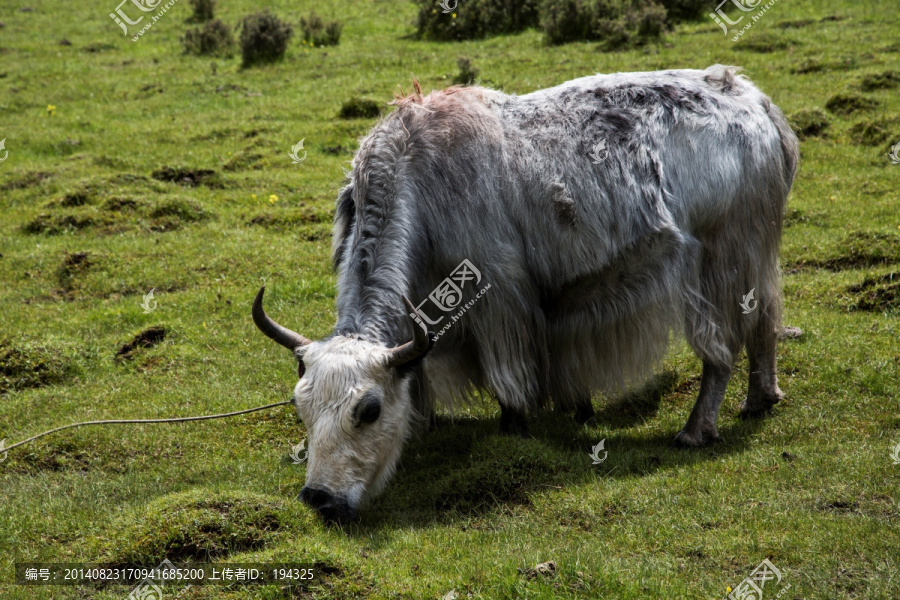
<box><xmin>188</xmin><ymin>0</ymin><xmax>215</xmax><ymax>22</ymax></box>
<box><xmin>299</xmin><ymin>12</ymin><xmax>343</xmax><ymax>47</ymax></box>
<box><xmin>238</xmin><ymin>11</ymin><xmax>293</xmax><ymax>68</ymax></box>
<box><xmin>182</xmin><ymin>19</ymin><xmax>234</xmax><ymax>56</ymax></box>
<box><xmin>541</xmin><ymin>0</ymin><xmax>667</xmax><ymax>48</ymax></box>
<box><xmin>659</xmin><ymin>0</ymin><xmax>707</xmax><ymax>21</ymax></box>
<box><xmin>413</xmin><ymin>0</ymin><xmax>541</xmax><ymax>41</ymax></box>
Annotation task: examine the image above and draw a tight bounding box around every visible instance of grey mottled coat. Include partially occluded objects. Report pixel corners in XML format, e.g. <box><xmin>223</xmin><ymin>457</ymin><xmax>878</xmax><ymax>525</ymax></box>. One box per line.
<box><xmin>258</xmin><ymin>66</ymin><xmax>799</xmax><ymax>522</ymax></box>
<box><xmin>332</xmin><ymin>65</ymin><xmax>797</xmax><ymax>445</ymax></box>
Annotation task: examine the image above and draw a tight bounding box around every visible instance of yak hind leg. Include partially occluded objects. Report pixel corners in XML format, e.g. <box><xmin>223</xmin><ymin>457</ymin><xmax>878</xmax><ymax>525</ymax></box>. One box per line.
<box><xmin>739</xmin><ymin>309</ymin><xmax>784</xmax><ymax>418</ymax></box>
<box><xmin>673</xmin><ymin>361</ymin><xmax>733</xmax><ymax>448</ymax></box>
<box><xmin>499</xmin><ymin>403</ymin><xmax>528</xmax><ymax>437</ymax></box>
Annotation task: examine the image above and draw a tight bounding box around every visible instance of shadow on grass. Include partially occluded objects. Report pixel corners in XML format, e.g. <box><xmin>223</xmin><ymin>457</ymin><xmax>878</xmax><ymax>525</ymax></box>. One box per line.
<box><xmin>351</xmin><ymin>372</ymin><xmax>771</xmax><ymax>535</ymax></box>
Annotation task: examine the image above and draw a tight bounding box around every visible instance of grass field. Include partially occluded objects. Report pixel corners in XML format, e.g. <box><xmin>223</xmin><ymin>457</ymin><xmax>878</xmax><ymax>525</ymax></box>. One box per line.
<box><xmin>1</xmin><ymin>0</ymin><xmax>899</xmax><ymax>598</ymax></box>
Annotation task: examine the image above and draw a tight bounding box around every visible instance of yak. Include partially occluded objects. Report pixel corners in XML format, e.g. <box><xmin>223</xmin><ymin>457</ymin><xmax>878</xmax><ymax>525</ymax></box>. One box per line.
<box><xmin>252</xmin><ymin>65</ymin><xmax>799</xmax><ymax>524</ymax></box>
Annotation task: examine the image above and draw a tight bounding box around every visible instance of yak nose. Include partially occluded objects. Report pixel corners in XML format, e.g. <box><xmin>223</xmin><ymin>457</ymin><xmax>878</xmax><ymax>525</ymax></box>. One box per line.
<box><xmin>299</xmin><ymin>487</ymin><xmax>357</xmax><ymax>524</ymax></box>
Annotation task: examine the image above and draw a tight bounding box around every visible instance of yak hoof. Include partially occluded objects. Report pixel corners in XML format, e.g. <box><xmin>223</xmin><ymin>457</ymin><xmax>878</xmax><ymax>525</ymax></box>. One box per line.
<box><xmin>672</xmin><ymin>427</ymin><xmax>719</xmax><ymax>449</ymax></box>
<box><xmin>574</xmin><ymin>403</ymin><xmax>596</xmax><ymax>426</ymax></box>
<box><xmin>738</xmin><ymin>390</ymin><xmax>783</xmax><ymax>419</ymax></box>
<box><xmin>499</xmin><ymin>406</ymin><xmax>528</xmax><ymax>437</ymax></box>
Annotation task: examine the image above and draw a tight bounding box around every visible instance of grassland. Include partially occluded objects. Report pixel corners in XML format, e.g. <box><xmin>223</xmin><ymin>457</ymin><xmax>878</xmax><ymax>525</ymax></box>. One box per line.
<box><xmin>1</xmin><ymin>0</ymin><xmax>899</xmax><ymax>598</ymax></box>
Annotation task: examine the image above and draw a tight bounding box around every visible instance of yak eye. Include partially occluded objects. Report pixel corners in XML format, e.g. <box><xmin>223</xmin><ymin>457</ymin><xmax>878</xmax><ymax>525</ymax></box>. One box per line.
<box><xmin>356</xmin><ymin>392</ymin><xmax>382</xmax><ymax>425</ymax></box>
<box><xmin>298</xmin><ymin>360</ymin><xmax>305</xmax><ymax>379</ymax></box>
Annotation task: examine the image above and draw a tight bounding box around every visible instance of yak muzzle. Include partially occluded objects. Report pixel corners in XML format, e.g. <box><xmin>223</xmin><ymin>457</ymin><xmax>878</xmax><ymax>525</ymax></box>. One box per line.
<box><xmin>299</xmin><ymin>487</ymin><xmax>357</xmax><ymax>525</ymax></box>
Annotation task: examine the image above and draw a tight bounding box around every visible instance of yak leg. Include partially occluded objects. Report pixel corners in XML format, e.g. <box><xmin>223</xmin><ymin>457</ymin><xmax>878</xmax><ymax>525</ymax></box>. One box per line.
<box><xmin>739</xmin><ymin>311</ymin><xmax>783</xmax><ymax>417</ymax></box>
<box><xmin>499</xmin><ymin>403</ymin><xmax>528</xmax><ymax>437</ymax></box>
<box><xmin>674</xmin><ymin>361</ymin><xmax>733</xmax><ymax>447</ymax></box>
<box><xmin>574</xmin><ymin>392</ymin><xmax>595</xmax><ymax>425</ymax></box>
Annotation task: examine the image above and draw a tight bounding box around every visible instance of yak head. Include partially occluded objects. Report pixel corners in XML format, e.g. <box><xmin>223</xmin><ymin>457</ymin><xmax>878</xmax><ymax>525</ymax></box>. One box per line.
<box><xmin>252</xmin><ymin>286</ymin><xmax>432</xmax><ymax>525</ymax></box>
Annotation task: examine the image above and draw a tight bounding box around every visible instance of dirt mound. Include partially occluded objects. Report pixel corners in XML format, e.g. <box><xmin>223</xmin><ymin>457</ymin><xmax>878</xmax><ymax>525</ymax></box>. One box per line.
<box><xmin>0</xmin><ymin>338</ymin><xmax>74</xmax><ymax>394</ymax></box>
<box><xmin>97</xmin><ymin>490</ymin><xmax>302</xmax><ymax>566</ymax></box>
<box><xmin>788</xmin><ymin>107</ymin><xmax>829</xmax><ymax>139</ymax></box>
<box><xmin>151</xmin><ymin>166</ymin><xmax>222</xmax><ymax>187</ymax></box>
<box><xmin>791</xmin><ymin>232</ymin><xmax>900</xmax><ymax>271</ymax></box>
<box><xmin>116</xmin><ymin>326</ymin><xmax>167</xmax><ymax>361</ymax></box>
<box><xmin>857</xmin><ymin>70</ymin><xmax>900</xmax><ymax>91</ymax></box>
<box><xmin>846</xmin><ymin>273</ymin><xmax>900</xmax><ymax>312</ymax></box>
<box><xmin>22</xmin><ymin>214</ymin><xmax>97</xmax><ymax>235</ymax></box>
<box><xmin>825</xmin><ymin>93</ymin><xmax>878</xmax><ymax>115</ymax></box>
<box><xmin>56</xmin><ymin>251</ymin><xmax>93</xmax><ymax>296</ymax></box>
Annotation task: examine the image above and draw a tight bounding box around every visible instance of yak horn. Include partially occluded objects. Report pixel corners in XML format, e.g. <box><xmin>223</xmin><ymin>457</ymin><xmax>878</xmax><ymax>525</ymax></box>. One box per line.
<box><xmin>385</xmin><ymin>296</ymin><xmax>433</xmax><ymax>368</ymax></box>
<box><xmin>252</xmin><ymin>286</ymin><xmax>312</xmax><ymax>351</ymax></box>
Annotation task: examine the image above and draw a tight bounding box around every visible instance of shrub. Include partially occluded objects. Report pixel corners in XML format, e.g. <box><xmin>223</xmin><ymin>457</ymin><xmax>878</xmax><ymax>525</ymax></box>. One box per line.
<box><xmin>542</xmin><ymin>0</ymin><xmax>667</xmax><ymax>49</ymax></box>
<box><xmin>453</xmin><ymin>56</ymin><xmax>479</xmax><ymax>85</ymax></box>
<box><xmin>182</xmin><ymin>19</ymin><xmax>234</xmax><ymax>56</ymax></box>
<box><xmin>338</xmin><ymin>97</ymin><xmax>381</xmax><ymax>119</ymax></box>
<box><xmin>413</xmin><ymin>0</ymin><xmax>541</xmax><ymax>41</ymax></box>
<box><xmin>188</xmin><ymin>0</ymin><xmax>215</xmax><ymax>22</ymax></box>
<box><xmin>238</xmin><ymin>11</ymin><xmax>293</xmax><ymax>68</ymax></box>
<box><xmin>659</xmin><ymin>0</ymin><xmax>707</xmax><ymax>21</ymax></box>
<box><xmin>299</xmin><ymin>12</ymin><xmax>343</xmax><ymax>46</ymax></box>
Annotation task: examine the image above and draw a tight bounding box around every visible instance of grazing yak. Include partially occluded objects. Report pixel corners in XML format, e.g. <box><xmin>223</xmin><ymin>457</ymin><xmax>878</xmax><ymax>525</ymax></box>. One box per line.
<box><xmin>253</xmin><ymin>65</ymin><xmax>799</xmax><ymax>524</ymax></box>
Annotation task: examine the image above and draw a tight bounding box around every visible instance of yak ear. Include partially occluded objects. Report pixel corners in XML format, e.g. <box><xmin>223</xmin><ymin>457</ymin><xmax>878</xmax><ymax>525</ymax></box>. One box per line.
<box><xmin>331</xmin><ymin>184</ymin><xmax>355</xmax><ymax>271</ymax></box>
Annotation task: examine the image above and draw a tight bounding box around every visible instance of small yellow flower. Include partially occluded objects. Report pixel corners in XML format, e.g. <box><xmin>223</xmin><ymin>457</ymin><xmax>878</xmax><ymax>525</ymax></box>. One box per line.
<box><xmin>251</xmin><ymin>193</ymin><xmax>257</xmax><ymax>202</ymax></box>
<box><xmin>47</xmin><ymin>104</ymin><xmax>56</xmax><ymax>116</ymax></box>
<box><xmin>452</xmin><ymin>13</ymin><xmax>457</xmax><ymax>18</ymax></box>
<box><xmin>269</xmin><ymin>194</ymin><xmax>278</xmax><ymax>204</ymax></box>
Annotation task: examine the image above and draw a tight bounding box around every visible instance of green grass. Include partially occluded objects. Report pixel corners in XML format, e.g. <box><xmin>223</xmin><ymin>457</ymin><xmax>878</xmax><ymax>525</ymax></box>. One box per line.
<box><xmin>1</xmin><ymin>0</ymin><xmax>899</xmax><ymax>598</ymax></box>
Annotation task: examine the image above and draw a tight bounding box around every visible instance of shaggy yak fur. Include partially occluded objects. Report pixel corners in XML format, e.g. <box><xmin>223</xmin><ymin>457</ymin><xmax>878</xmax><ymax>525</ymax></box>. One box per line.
<box><xmin>254</xmin><ymin>65</ymin><xmax>799</xmax><ymax>523</ymax></box>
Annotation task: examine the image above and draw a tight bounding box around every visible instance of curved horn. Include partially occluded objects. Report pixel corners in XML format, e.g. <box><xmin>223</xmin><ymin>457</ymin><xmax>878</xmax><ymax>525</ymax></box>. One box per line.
<box><xmin>252</xmin><ymin>286</ymin><xmax>312</xmax><ymax>351</ymax></box>
<box><xmin>385</xmin><ymin>296</ymin><xmax>434</xmax><ymax>368</ymax></box>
